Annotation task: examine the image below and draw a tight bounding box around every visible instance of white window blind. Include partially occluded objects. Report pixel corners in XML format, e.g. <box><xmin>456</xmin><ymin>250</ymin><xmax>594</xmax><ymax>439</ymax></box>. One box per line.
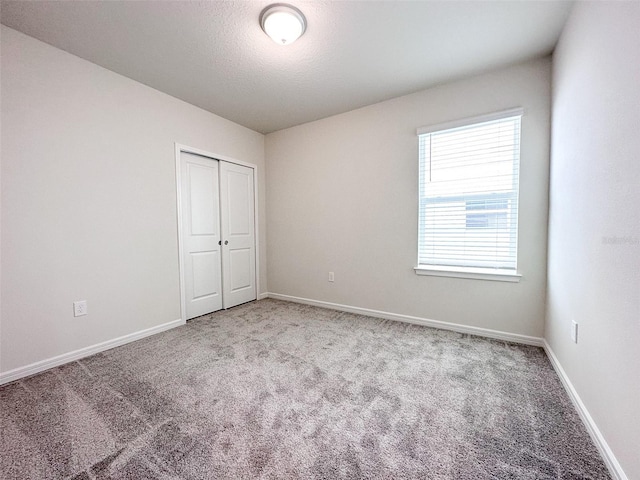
<box><xmin>417</xmin><ymin>109</ymin><xmax>522</xmax><ymax>271</ymax></box>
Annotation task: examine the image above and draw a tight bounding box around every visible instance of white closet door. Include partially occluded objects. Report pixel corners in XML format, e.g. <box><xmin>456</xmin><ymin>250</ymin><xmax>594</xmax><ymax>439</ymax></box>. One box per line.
<box><xmin>220</xmin><ymin>161</ymin><xmax>257</xmax><ymax>308</ymax></box>
<box><xmin>180</xmin><ymin>152</ymin><xmax>223</xmax><ymax>319</ymax></box>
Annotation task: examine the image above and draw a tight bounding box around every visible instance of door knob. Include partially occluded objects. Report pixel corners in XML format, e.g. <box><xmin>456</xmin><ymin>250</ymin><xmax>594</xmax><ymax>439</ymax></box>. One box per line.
<box><xmin>224</xmin><ymin>240</ymin><xmax>229</xmax><ymax>245</ymax></box>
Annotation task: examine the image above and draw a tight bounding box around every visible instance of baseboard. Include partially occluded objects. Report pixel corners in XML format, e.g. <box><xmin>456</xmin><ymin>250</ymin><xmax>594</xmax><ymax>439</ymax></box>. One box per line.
<box><xmin>257</xmin><ymin>292</ymin><xmax>269</xmax><ymax>300</ymax></box>
<box><xmin>543</xmin><ymin>341</ymin><xmax>628</xmax><ymax>480</ymax></box>
<box><xmin>0</xmin><ymin>318</ymin><xmax>184</xmax><ymax>386</ymax></box>
<box><xmin>267</xmin><ymin>293</ymin><xmax>544</xmax><ymax>347</ymax></box>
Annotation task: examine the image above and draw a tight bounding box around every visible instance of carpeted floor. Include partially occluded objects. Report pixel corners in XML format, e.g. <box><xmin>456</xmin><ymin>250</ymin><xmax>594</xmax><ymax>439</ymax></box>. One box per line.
<box><xmin>1</xmin><ymin>299</ymin><xmax>610</xmax><ymax>479</ymax></box>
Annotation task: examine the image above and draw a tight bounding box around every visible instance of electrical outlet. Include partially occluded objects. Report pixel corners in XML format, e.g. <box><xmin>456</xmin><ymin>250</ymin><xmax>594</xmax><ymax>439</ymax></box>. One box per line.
<box><xmin>328</xmin><ymin>271</ymin><xmax>335</xmax><ymax>282</ymax></box>
<box><xmin>571</xmin><ymin>320</ymin><xmax>578</xmax><ymax>343</ymax></box>
<box><xmin>74</xmin><ymin>300</ymin><xmax>88</xmax><ymax>317</ymax></box>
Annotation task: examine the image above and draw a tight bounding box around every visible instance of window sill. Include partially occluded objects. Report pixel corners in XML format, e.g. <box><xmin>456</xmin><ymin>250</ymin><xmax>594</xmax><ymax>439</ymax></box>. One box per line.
<box><xmin>414</xmin><ymin>265</ymin><xmax>521</xmax><ymax>283</ymax></box>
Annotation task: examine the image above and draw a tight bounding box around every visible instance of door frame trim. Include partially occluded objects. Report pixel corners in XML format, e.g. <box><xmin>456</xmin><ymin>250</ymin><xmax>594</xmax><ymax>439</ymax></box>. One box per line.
<box><xmin>174</xmin><ymin>143</ymin><xmax>260</xmax><ymax>321</ymax></box>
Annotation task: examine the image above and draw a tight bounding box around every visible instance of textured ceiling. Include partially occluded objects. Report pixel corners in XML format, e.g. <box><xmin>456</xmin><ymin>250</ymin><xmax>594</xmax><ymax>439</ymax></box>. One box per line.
<box><xmin>0</xmin><ymin>1</ymin><xmax>573</xmax><ymax>134</ymax></box>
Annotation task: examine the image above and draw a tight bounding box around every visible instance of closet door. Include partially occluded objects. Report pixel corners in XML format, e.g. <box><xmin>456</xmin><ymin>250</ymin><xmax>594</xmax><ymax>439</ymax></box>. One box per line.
<box><xmin>180</xmin><ymin>152</ymin><xmax>223</xmax><ymax>319</ymax></box>
<box><xmin>220</xmin><ymin>162</ymin><xmax>257</xmax><ymax>308</ymax></box>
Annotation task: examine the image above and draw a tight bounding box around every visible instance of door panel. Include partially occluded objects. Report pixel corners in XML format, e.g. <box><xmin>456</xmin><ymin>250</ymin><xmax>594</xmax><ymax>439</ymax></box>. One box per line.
<box><xmin>229</xmin><ymin>248</ymin><xmax>252</xmax><ymax>291</ymax></box>
<box><xmin>220</xmin><ymin>162</ymin><xmax>256</xmax><ymax>308</ymax></box>
<box><xmin>191</xmin><ymin>251</ymin><xmax>220</xmax><ymax>299</ymax></box>
<box><xmin>189</xmin><ymin>164</ymin><xmax>218</xmax><ymax>235</ymax></box>
<box><xmin>226</xmin><ymin>171</ymin><xmax>252</xmax><ymax>235</ymax></box>
<box><xmin>181</xmin><ymin>152</ymin><xmax>223</xmax><ymax>319</ymax></box>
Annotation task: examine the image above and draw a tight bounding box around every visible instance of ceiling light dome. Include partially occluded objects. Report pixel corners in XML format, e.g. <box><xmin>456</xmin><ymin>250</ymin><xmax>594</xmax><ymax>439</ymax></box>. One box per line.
<box><xmin>260</xmin><ymin>4</ymin><xmax>307</xmax><ymax>45</ymax></box>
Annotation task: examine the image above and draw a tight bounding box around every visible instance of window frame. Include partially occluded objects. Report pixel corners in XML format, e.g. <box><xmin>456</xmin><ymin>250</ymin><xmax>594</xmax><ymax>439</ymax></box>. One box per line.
<box><xmin>414</xmin><ymin>108</ymin><xmax>524</xmax><ymax>283</ymax></box>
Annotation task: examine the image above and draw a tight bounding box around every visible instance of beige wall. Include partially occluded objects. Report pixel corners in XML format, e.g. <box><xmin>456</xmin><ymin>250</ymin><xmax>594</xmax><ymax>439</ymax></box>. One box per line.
<box><xmin>547</xmin><ymin>2</ymin><xmax>640</xmax><ymax>478</ymax></box>
<box><xmin>266</xmin><ymin>58</ymin><xmax>551</xmax><ymax>337</ymax></box>
<box><xmin>0</xmin><ymin>26</ymin><xmax>266</xmax><ymax>374</ymax></box>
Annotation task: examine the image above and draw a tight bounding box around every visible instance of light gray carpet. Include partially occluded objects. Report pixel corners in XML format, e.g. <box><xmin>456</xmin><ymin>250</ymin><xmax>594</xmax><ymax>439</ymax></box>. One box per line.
<box><xmin>1</xmin><ymin>299</ymin><xmax>610</xmax><ymax>479</ymax></box>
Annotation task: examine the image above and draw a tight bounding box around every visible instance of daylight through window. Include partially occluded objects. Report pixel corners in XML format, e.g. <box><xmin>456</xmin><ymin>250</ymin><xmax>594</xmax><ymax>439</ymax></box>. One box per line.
<box><xmin>417</xmin><ymin>109</ymin><xmax>522</xmax><ymax>272</ymax></box>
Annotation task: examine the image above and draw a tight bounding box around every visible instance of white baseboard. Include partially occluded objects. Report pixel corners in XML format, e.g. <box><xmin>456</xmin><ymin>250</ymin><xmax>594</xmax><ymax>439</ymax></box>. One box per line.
<box><xmin>257</xmin><ymin>292</ymin><xmax>269</xmax><ymax>300</ymax></box>
<box><xmin>267</xmin><ymin>293</ymin><xmax>544</xmax><ymax>347</ymax></box>
<box><xmin>543</xmin><ymin>340</ymin><xmax>628</xmax><ymax>480</ymax></box>
<box><xmin>0</xmin><ymin>318</ymin><xmax>184</xmax><ymax>386</ymax></box>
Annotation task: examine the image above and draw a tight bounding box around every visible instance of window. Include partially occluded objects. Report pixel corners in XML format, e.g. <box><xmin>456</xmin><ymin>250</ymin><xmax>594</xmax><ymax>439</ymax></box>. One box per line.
<box><xmin>465</xmin><ymin>197</ymin><xmax>509</xmax><ymax>229</ymax></box>
<box><xmin>416</xmin><ymin>108</ymin><xmax>522</xmax><ymax>281</ymax></box>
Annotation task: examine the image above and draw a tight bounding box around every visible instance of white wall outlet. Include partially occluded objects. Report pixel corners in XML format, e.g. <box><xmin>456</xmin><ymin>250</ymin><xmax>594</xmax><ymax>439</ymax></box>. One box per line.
<box><xmin>73</xmin><ymin>300</ymin><xmax>88</xmax><ymax>317</ymax></box>
<box><xmin>328</xmin><ymin>271</ymin><xmax>335</xmax><ymax>282</ymax></box>
<box><xmin>571</xmin><ymin>320</ymin><xmax>578</xmax><ymax>343</ymax></box>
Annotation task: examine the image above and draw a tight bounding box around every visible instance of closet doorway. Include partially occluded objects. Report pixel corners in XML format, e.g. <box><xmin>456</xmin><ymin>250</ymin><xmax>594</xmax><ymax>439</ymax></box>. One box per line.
<box><xmin>176</xmin><ymin>145</ymin><xmax>257</xmax><ymax>320</ymax></box>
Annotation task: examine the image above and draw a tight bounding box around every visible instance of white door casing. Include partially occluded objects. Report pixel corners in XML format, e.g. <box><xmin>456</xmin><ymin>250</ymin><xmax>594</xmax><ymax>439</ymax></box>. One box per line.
<box><xmin>220</xmin><ymin>161</ymin><xmax>257</xmax><ymax>309</ymax></box>
<box><xmin>180</xmin><ymin>152</ymin><xmax>223</xmax><ymax>319</ymax></box>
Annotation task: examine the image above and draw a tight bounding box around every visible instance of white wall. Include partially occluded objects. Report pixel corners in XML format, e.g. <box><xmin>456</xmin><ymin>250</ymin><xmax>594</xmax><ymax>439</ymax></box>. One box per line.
<box><xmin>266</xmin><ymin>58</ymin><xmax>551</xmax><ymax>337</ymax></box>
<box><xmin>0</xmin><ymin>26</ymin><xmax>266</xmax><ymax>374</ymax></box>
<box><xmin>547</xmin><ymin>2</ymin><xmax>640</xmax><ymax>478</ymax></box>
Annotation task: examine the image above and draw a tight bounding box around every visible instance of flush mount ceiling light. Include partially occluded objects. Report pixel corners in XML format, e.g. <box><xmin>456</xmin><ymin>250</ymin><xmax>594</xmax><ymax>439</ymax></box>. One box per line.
<box><xmin>260</xmin><ymin>3</ymin><xmax>307</xmax><ymax>45</ymax></box>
